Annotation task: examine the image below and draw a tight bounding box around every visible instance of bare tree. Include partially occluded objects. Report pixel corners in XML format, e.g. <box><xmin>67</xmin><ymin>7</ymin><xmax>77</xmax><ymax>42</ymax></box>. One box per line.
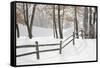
<box><xmin>83</xmin><ymin>7</ymin><xmax>88</xmax><ymax>38</ymax></box>
<box><xmin>23</xmin><ymin>3</ymin><xmax>31</xmax><ymax>38</ymax></box>
<box><xmin>61</xmin><ymin>6</ymin><xmax>65</xmax><ymax>32</ymax></box>
<box><xmin>89</xmin><ymin>7</ymin><xmax>97</xmax><ymax>38</ymax></box>
<box><xmin>58</xmin><ymin>5</ymin><xmax>63</xmax><ymax>39</ymax></box>
<box><xmin>53</xmin><ymin>5</ymin><xmax>58</xmax><ymax>38</ymax></box>
<box><xmin>30</xmin><ymin>4</ymin><xmax>37</xmax><ymax>38</ymax></box>
<box><xmin>16</xmin><ymin>24</ymin><xmax>20</xmax><ymax>38</ymax></box>
<box><xmin>74</xmin><ymin>7</ymin><xmax>79</xmax><ymax>38</ymax></box>
<box><xmin>22</xmin><ymin>3</ymin><xmax>37</xmax><ymax>39</ymax></box>
<box><xmin>16</xmin><ymin>4</ymin><xmax>24</xmax><ymax>38</ymax></box>
<box><xmin>95</xmin><ymin>7</ymin><xmax>97</xmax><ymax>38</ymax></box>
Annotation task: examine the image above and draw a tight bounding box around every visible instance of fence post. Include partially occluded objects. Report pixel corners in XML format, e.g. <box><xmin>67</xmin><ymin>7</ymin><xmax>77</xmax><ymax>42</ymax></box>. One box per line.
<box><xmin>35</xmin><ymin>41</ymin><xmax>40</xmax><ymax>59</ymax></box>
<box><xmin>73</xmin><ymin>32</ymin><xmax>75</xmax><ymax>45</ymax></box>
<box><xmin>60</xmin><ymin>41</ymin><xmax>62</xmax><ymax>54</ymax></box>
<box><xmin>81</xmin><ymin>30</ymin><xmax>83</xmax><ymax>39</ymax></box>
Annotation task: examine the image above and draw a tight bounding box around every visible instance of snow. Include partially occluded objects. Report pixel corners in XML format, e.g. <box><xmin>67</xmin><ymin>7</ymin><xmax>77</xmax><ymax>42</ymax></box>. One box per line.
<box><xmin>17</xmin><ymin>23</ymin><xmax>74</xmax><ymax>38</ymax></box>
<box><xmin>17</xmin><ymin>36</ymin><xmax>60</xmax><ymax>45</ymax></box>
<box><xmin>17</xmin><ymin>24</ymin><xmax>53</xmax><ymax>37</ymax></box>
<box><xmin>16</xmin><ymin>39</ymin><xmax>96</xmax><ymax>65</ymax></box>
<box><xmin>16</xmin><ymin>24</ymin><xmax>96</xmax><ymax>65</ymax></box>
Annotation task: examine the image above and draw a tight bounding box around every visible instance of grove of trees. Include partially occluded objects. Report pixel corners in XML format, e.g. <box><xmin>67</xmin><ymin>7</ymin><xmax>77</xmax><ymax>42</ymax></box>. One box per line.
<box><xmin>16</xmin><ymin>3</ymin><xmax>97</xmax><ymax>39</ymax></box>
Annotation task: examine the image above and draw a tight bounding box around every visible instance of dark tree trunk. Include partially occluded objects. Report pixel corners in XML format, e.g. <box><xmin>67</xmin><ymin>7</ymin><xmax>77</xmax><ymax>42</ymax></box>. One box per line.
<box><xmin>89</xmin><ymin>7</ymin><xmax>96</xmax><ymax>39</ymax></box>
<box><xmin>89</xmin><ymin>7</ymin><xmax>93</xmax><ymax>38</ymax></box>
<box><xmin>16</xmin><ymin>24</ymin><xmax>20</xmax><ymax>38</ymax></box>
<box><xmin>74</xmin><ymin>7</ymin><xmax>79</xmax><ymax>38</ymax></box>
<box><xmin>25</xmin><ymin>4</ymin><xmax>33</xmax><ymax>39</ymax></box>
<box><xmin>23</xmin><ymin>3</ymin><xmax>36</xmax><ymax>39</ymax></box>
<box><xmin>83</xmin><ymin>7</ymin><xmax>88</xmax><ymax>38</ymax></box>
<box><xmin>92</xmin><ymin>10</ymin><xmax>95</xmax><ymax>38</ymax></box>
<box><xmin>30</xmin><ymin>4</ymin><xmax>37</xmax><ymax>38</ymax></box>
<box><xmin>95</xmin><ymin>7</ymin><xmax>97</xmax><ymax>38</ymax></box>
<box><xmin>53</xmin><ymin>5</ymin><xmax>58</xmax><ymax>38</ymax></box>
<box><xmin>26</xmin><ymin>4</ymin><xmax>32</xmax><ymax>39</ymax></box>
<box><xmin>92</xmin><ymin>7</ymin><xmax>96</xmax><ymax>38</ymax></box>
<box><xmin>23</xmin><ymin>3</ymin><xmax>32</xmax><ymax>39</ymax></box>
<box><xmin>58</xmin><ymin>5</ymin><xmax>63</xmax><ymax>39</ymax></box>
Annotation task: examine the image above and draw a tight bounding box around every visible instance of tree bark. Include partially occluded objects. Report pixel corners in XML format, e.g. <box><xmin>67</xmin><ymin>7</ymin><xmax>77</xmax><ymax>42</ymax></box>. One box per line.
<box><xmin>89</xmin><ymin>7</ymin><xmax>93</xmax><ymax>38</ymax></box>
<box><xmin>23</xmin><ymin>3</ymin><xmax>32</xmax><ymax>39</ymax></box>
<box><xmin>95</xmin><ymin>7</ymin><xmax>97</xmax><ymax>38</ymax></box>
<box><xmin>16</xmin><ymin>24</ymin><xmax>20</xmax><ymax>38</ymax></box>
<box><xmin>58</xmin><ymin>5</ymin><xmax>63</xmax><ymax>39</ymax></box>
<box><xmin>83</xmin><ymin>7</ymin><xmax>88</xmax><ymax>38</ymax></box>
<box><xmin>92</xmin><ymin>7</ymin><xmax>96</xmax><ymax>38</ymax></box>
<box><xmin>26</xmin><ymin>4</ymin><xmax>33</xmax><ymax>39</ymax></box>
<box><xmin>30</xmin><ymin>4</ymin><xmax>37</xmax><ymax>38</ymax></box>
<box><xmin>74</xmin><ymin>7</ymin><xmax>79</xmax><ymax>38</ymax></box>
<box><xmin>53</xmin><ymin>5</ymin><xmax>58</xmax><ymax>38</ymax></box>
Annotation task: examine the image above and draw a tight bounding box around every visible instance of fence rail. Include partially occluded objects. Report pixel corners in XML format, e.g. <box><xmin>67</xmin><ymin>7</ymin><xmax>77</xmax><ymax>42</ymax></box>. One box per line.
<box><xmin>16</xmin><ymin>30</ymin><xmax>84</xmax><ymax>59</ymax></box>
<box><xmin>17</xmin><ymin>43</ymin><xmax>60</xmax><ymax>48</ymax></box>
<box><xmin>62</xmin><ymin>39</ymin><xmax>73</xmax><ymax>48</ymax></box>
<box><xmin>17</xmin><ymin>48</ymin><xmax>60</xmax><ymax>57</ymax></box>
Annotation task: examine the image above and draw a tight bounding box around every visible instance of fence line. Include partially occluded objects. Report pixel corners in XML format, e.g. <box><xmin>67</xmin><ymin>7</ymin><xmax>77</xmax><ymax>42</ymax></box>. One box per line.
<box><xmin>62</xmin><ymin>39</ymin><xmax>73</xmax><ymax>48</ymax></box>
<box><xmin>17</xmin><ymin>43</ymin><xmax>60</xmax><ymax>48</ymax></box>
<box><xmin>62</xmin><ymin>35</ymin><xmax>73</xmax><ymax>44</ymax></box>
<box><xmin>17</xmin><ymin>48</ymin><xmax>60</xmax><ymax>57</ymax></box>
<box><xmin>16</xmin><ymin>30</ymin><xmax>85</xmax><ymax>59</ymax></box>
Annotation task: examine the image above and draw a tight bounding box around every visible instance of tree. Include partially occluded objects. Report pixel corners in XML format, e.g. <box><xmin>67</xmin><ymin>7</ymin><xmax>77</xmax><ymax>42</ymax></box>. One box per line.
<box><xmin>89</xmin><ymin>7</ymin><xmax>97</xmax><ymax>38</ymax></box>
<box><xmin>61</xmin><ymin>6</ymin><xmax>65</xmax><ymax>33</ymax></box>
<box><xmin>53</xmin><ymin>5</ymin><xmax>58</xmax><ymax>38</ymax></box>
<box><xmin>83</xmin><ymin>7</ymin><xmax>89</xmax><ymax>38</ymax></box>
<box><xmin>16</xmin><ymin>4</ymin><xmax>24</xmax><ymax>38</ymax></box>
<box><xmin>58</xmin><ymin>5</ymin><xmax>63</xmax><ymax>39</ymax></box>
<box><xmin>94</xmin><ymin>7</ymin><xmax>97</xmax><ymax>38</ymax></box>
<box><xmin>23</xmin><ymin>3</ymin><xmax>37</xmax><ymax>39</ymax></box>
<box><xmin>16</xmin><ymin>24</ymin><xmax>20</xmax><ymax>38</ymax></box>
<box><xmin>74</xmin><ymin>7</ymin><xmax>79</xmax><ymax>38</ymax></box>
<box><xmin>23</xmin><ymin>3</ymin><xmax>31</xmax><ymax>38</ymax></box>
<box><xmin>30</xmin><ymin>4</ymin><xmax>37</xmax><ymax>38</ymax></box>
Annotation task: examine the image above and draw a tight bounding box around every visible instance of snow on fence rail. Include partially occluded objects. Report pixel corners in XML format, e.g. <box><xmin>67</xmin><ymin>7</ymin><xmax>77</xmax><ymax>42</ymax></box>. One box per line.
<box><xmin>16</xmin><ymin>30</ymin><xmax>84</xmax><ymax>59</ymax></box>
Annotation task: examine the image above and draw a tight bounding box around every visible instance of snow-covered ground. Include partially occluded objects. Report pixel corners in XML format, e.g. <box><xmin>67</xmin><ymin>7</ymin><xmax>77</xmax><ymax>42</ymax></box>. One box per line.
<box><xmin>17</xmin><ymin>23</ymin><xmax>74</xmax><ymax>38</ymax></box>
<box><xmin>16</xmin><ymin>24</ymin><xmax>96</xmax><ymax>65</ymax></box>
<box><xmin>16</xmin><ymin>38</ymin><xmax>96</xmax><ymax>65</ymax></box>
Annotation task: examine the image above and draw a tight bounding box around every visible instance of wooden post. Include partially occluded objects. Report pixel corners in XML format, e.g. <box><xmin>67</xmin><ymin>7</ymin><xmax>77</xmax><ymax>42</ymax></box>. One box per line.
<box><xmin>81</xmin><ymin>30</ymin><xmax>83</xmax><ymax>39</ymax></box>
<box><xmin>73</xmin><ymin>32</ymin><xmax>75</xmax><ymax>45</ymax></box>
<box><xmin>35</xmin><ymin>41</ymin><xmax>40</xmax><ymax>59</ymax></box>
<box><xmin>60</xmin><ymin>41</ymin><xmax>62</xmax><ymax>54</ymax></box>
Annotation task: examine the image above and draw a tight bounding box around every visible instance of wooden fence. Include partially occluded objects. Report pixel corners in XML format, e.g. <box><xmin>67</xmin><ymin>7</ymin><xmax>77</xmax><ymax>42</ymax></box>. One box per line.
<box><xmin>16</xmin><ymin>30</ymin><xmax>84</xmax><ymax>59</ymax></box>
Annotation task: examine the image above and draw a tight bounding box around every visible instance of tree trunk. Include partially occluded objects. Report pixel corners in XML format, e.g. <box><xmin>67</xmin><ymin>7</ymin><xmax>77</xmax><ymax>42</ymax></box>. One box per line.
<box><xmin>26</xmin><ymin>4</ymin><xmax>33</xmax><ymax>39</ymax></box>
<box><xmin>23</xmin><ymin>3</ymin><xmax>32</xmax><ymax>39</ymax></box>
<box><xmin>92</xmin><ymin>7</ymin><xmax>96</xmax><ymax>38</ymax></box>
<box><xmin>89</xmin><ymin>7</ymin><xmax>93</xmax><ymax>38</ymax></box>
<box><xmin>30</xmin><ymin>4</ymin><xmax>37</xmax><ymax>38</ymax></box>
<box><xmin>58</xmin><ymin>5</ymin><xmax>63</xmax><ymax>39</ymax></box>
<box><xmin>92</xmin><ymin>10</ymin><xmax>95</xmax><ymax>38</ymax></box>
<box><xmin>74</xmin><ymin>7</ymin><xmax>79</xmax><ymax>38</ymax></box>
<box><xmin>83</xmin><ymin>7</ymin><xmax>88</xmax><ymax>38</ymax></box>
<box><xmin>16</xmin><ymin>24</ymin><xmax>20</xmax><ymax>38</ymax></box>
<box><xmin>53</xmin><ymin>5</ymin><xmax>58</xmax><ymax>38</ymax></box>
<box><xmin>95</xmin><ymin>7</ymin><xmax>97</xmax><ymax>38</ymax></box>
